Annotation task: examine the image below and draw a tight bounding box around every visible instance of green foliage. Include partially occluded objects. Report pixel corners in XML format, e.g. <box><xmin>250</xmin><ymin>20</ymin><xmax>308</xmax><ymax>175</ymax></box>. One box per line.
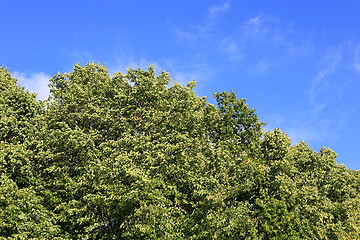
<box><xmin>1</xmin><ymin>63</ymin><xmax>359</xmax><ymax>239</ymax></box>
<box><xmin>0</xmin><ymin>174</ymin><xmax>61</xmax><ymax>239</ymax></box>
<box><xmin>0</xmin><ymin>66</ymin><xmax>60</xmax><ymax>239</ymax></box>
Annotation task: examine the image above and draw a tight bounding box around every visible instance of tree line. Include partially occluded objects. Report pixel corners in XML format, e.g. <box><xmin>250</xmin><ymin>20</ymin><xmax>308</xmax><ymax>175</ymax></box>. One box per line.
<box><xmin>1</xmin><ymin>63</ymin><xmax>359</xmax><ymax>239</ymax></box>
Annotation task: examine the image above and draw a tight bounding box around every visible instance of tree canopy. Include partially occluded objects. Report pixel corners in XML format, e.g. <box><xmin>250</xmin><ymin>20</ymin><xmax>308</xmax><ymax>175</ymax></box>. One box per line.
<box><xmin>1</xmin><ymin>63</ymin><xmax>359</xmax><ymax>239</ymax></box>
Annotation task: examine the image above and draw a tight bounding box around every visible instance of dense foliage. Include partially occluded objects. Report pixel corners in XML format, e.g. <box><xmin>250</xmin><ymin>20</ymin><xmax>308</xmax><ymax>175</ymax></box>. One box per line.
<box><xmin>1</xmin><ymin>63</ymin><xmax>359</xmax><ymax>239</ymax></box>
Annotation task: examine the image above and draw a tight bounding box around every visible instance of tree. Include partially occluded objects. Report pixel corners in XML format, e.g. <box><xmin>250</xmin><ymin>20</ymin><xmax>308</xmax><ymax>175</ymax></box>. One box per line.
<box><xmin>0</xmin><ymin>66</ymin><xmax>60</xmax><ymax>239</ymax></box>
<box><xmin>1</xmin><ymin>63</ymin><xmax>360</xmax><ymax>239</ymax></box>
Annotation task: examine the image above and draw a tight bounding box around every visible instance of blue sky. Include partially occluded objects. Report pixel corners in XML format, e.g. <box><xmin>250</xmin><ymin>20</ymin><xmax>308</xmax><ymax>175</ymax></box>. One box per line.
<box><xmin>1</xmin><ymin>1</ymin><xmax>360</xmax><ymax>170</ymax></box>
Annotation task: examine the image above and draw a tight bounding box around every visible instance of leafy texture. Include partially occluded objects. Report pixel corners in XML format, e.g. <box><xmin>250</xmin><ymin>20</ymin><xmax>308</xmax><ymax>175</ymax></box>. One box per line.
<box><xmin>0</xmin><ymin>64</ymin><xmax>359</xmax><ymax>239</ymax></box>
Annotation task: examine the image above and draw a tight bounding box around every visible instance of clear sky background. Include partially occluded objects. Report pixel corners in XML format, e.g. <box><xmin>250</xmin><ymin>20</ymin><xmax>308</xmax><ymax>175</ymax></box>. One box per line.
<box><xmin>1</xmin><ymin>1</ymin><xmax>359</xmax><ymax>170</ymax></box>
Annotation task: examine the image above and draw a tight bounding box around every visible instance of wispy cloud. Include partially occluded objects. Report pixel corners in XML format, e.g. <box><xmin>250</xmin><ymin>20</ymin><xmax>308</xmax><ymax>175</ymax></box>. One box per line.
<box><xmin>12</xmin><ymin>72</ymin><xmax>51</xmax><ymax>101</ymax></box>
<box><xmin>172</xmin><ymin>2</ymin><xmax>230</xmax><ymax>42</ymax></box>
<box><xmin>171</xmin><ymin>72</ymin><xmax>199</xmax><ymax>86</ymax></box>
<box><xmin>109</xmin><ymin>55</ymin><xmax>164</xmax><ymax>76</ymax></box>
<box><xmin>201</xmin><ymin>2</ymin><xmax>231</xmax><ymax>35</ymax></box>
<box><xmin>263</xmin><ymin>113</ymin><xmax>335</xmax><ymax>146</ymax></box>
<box><xmin>241</xmin><ymin>14</ymin><xmax>314</xmax><ymax>55</ymax></box>
<box><xmin>262</xmin><ymin>41</ymin><xmax>360</xmax><ymax>148</ymax></box>
<box><xmin>287</xmin><ymin>118</ymin><xmax>334</xmax><ymax>145</ymax></box>
<box><xmin>308</xmin><ymin>42</ymin><xmax>359</xmax><ymax>111</ymax></box>
<box><xmin>255</xmin><ymin>60</ymin><xmax>272</xmax><ymax>75</ymax></box>
<box><xmin>219</xmin><ymin>38</ymin><xmax>244</xmax><ymax>61</ymax></box>
<box><xmin>108</xmin><ymin>53</ymin><xmax>215</xmax><ymax>95</ymax></box>
<box><xmin>214</xmin><ymin>13</ymin><xmax>314</xmax><ymax>68</ymax></box>
<box><xmin>68</xmin><ymin>49</ymin><xmax>96</xmax><ymax>67</ymax></box>
<box><xmin>337</xmin><ymin>78</ymin><xmax>355</xmax><ymax>98</ymax></box>
<box><xmin>208</xmin><ymin>2</ymin><xmax>230</xmax><ymax>20</ymax></box>
<box><xmin>242</xmin><ymin>15</ymin><xmax>280</xmax><ymax>40</ymax></box>
<box><xmin>162</xmin><ymin>56</ymin><xmax>214</xmax><ymax>90</ymax></box>
<box><xmin>174</xmin><ymin>28</ymin><xmax>197</xmax><ymax>42</ymax></box>
<box><xmin>353</xmin><ymin>45</ymin><xmax>360</xmax><ymax>73</ymax></box>
<box><xmin>171</xmin><ymin>6</ymin><xmax>313</xmax><ymax>68</ymax></box>
<box><xmin>275</xmin><ymin>42</ymin><xmax>360</xmax><ymax>146</ymax></box>
<box><xmin>308</xmin><ymin>47</ymin><xmax>342</xmax><ymax>110</ymax></box>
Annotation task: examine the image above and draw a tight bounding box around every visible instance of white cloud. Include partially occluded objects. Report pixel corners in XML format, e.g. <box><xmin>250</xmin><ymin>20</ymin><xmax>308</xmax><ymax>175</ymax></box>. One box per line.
<box><xmin>171</xmin><ymin>72</ymin><xmax>199</xmax><ymax>86</ymax></box>
<box><xmin>308</xmin><ymin>42</ymin><xmax>358</xmax><ymax>109</ymax></box>
<box><xmin>255</xmin><ymin>60</ymin><xmax>272</xmax><ymax>75</ymax></box>
<box><xmin>68</xmin><ymin>49</ymin><xmax>95</xmax><ymax>63</ymax></box>
<box><xmin>174</xmin><ymin>28</ymin><xmax>197</xmax><ymax>42</ymax></box>
<box><xmin>303</xmin><ymin>47</ymin><xmax>343</xmax><ymax>142</ymax></box>
<box><xmin>109</xmin><ymin>55</ymin><xmax>164</xmax><ymax>77</ymax></box>
<box><xmin>219</xmin><ymin>38</ymin><xmax>244</xmax><ymax>61</ymax></box>
<box><xmin>208</xmin><ymin>2</ymin><xmax>230</xmax><ymax>19</ymax></box>
<box><xmin>12</xmin><ymin>72</ymin><xmax>51</xmax><ymax>101</ymax></box>
<box><xmin>242</xmin><ymin>15</ymin><xmax>280</xmax><ymax>40</ymax></box>
<box><xmin>337</xmin><ymin>78</ymin><xmax>354</xmax><ymax>98</ymax></box>
<box><xmin>201</xmin><ymin>2</ymin><xmax>230</xmax><ymax>36</ymax></box>
<box><xmin>286</xmin><ymin>42</ymin><xmax>360</xmax><ymax>146</ymax></box>
<box><xmin>308</xmin><ymin>57</ymin><xmax>339</xmax><ymax>107</ymax></box>
<box><xmin>241</xmin><ymin>14</ymin><xmax>315</xmax><ymax>58</ymax></box>
<box><xmin>263</xmin><ymin>112</ymin><xmax>335</xmax><ymax>146</ymax></box>
<box><xmin>171</xmin><ymin>2</ymin><xmax>230</xmax><ymax>42</ymax></box>
<box><xmin>287</xmin><ymin>118</ymin><xmax>333</xmax><ymax>145</ymax></box>
<box><xmin>242</xmin><ymin>15</ymin><xmax>262</xmax><ymax>36</ymax></box>
<box><xmin>353</xmin><ymin>46</ymin><xmax>360</xmax><ymax>73</ymax></box>
<box><xmin>162</xmin><ymin>57</ymin><xmax>214</xmax><ymax>91</ymax></box>
<box><xmin>108</xmin><ymin>54</ymin><xmax>214</xmax><ymax>95</ymax></box>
